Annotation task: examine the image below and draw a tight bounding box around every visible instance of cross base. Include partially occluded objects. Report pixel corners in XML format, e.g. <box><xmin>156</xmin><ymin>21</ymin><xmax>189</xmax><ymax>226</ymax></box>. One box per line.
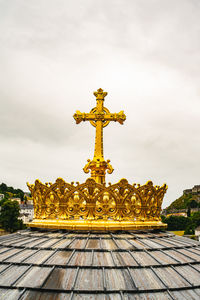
<box><xmin>83</xmin><ymin>158</ymin><xmax>114</xmax><ymax>184</ymax></box>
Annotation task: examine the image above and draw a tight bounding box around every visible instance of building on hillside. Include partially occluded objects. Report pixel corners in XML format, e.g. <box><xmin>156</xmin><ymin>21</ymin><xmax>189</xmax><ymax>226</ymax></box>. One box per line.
<box><xmin>19</xmin><ymin>204</ymin><xmax>34</xmax><ymax>223</ymax></box>
<box><xmin>183</xmin><ymin>189</ymin><xmax>193</xmax><ymax>195</ymax></box>
<box><xmin>166</xmin><ymin>211</ymin><xmax>187</xmax><ymax>217</ymax></box>
<box><xmin>162</xmin><ymin>185</ymin><xmax>200</xmax><ymax>215</ymax></box>
<box><xmin>195</xmin><ymin>226</ymin><xmax>200</xmax><ymax>241</ymax></box>
<box><xmin>0</xmin><ymin>194</ymin><xmax>4</xmax><ymax>200</ymax></box>
<box><xmin>10</xmin><ymin>197</ymin><xmax>21</xmax><ymax>204</ymax></box>
<box><xmin>165</xmin><ymin>208</ymin><xmax>199</xmax><ymax>217</ymax></box>
<box><xmin>26</xmin><ymin>198</ymin><xmax>33</xmax><ymax>205</ymax></box>
<box><xmin>192</xmin><ymin>185</ymin><xmax>200</xmax><ymax>194</ymax></box>
<box><xmin>183</xmin><ymin>185</ymin><xmax>200</xmax><ymax>200</ymax></box>
<box><xmin>24</xmin><ymin>192</ymin><xmax>33</xmax><ymax>204</ymax></box>
<box><xmin>21</xmin><ymin>199</ymin><xmax>33</xmax><ymax>205</ymax></box>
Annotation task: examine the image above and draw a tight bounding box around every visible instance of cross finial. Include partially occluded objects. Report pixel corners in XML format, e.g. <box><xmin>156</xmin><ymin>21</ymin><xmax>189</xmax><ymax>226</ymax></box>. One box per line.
<box><xmin>73</xmin><ymin>89</ymin><xmax>126</xmax><ymax>184</ymax></box>
<box><xmin>93</xmin><ymin>88</ymin><xmax>107</xmax><ymax>100</ymax></box>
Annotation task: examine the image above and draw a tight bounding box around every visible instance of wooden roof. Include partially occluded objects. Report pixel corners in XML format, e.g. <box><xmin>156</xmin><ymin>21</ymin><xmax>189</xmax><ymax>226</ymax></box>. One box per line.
<box><xmin>0</xmin><ymin>229</ymin><xmax>200</xmax><ymax>299</ymax></box>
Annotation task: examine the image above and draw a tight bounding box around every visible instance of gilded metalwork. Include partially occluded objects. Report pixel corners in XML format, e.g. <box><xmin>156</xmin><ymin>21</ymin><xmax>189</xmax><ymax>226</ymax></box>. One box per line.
<box><xmin>27</xmin><ymin>88</ymin><xmax>168</xmax><ymax>230</ymax></box>
<box><xmin>27</xmin><ymin>178</ymin><xmax>167</xmax><ymax>226</ymax></box>
<box><xmin>73</xmin><ymin>88</ymin><xmax>126</xmax><ymax>184</ymax></box>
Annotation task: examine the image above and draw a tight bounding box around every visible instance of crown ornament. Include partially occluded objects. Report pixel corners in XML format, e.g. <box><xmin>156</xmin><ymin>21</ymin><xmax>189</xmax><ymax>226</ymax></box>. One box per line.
<box><xmin>27</xmin><ymin>89</ymin><xmax>167</xmax><ymax>230</ymax></box>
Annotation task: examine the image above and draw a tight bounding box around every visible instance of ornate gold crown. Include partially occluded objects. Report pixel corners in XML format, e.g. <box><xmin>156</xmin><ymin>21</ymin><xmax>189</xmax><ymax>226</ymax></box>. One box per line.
<box><xmin>27</xmin><ymin>178</ymin><xmax>167</xmax><ymax>230</ymax></box>
<box><xmin>27</xmin><ymin>89</ymin><xmax>167</xmax><ymax>230</ymax></box>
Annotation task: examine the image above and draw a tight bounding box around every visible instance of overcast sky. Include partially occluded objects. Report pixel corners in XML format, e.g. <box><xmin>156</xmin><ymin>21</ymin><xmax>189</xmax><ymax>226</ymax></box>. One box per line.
<box><xmin>0</xmin><ymin>0</ymin><xmax>200</xmax><ymax>208</ymax></box>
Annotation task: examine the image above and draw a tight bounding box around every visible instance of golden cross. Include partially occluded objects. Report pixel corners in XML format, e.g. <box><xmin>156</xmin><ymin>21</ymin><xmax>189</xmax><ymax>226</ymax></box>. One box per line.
<box><xmin>73</xmin><ymin>88</ymin><xmax>126</xmax><ymax>184</ymax></box>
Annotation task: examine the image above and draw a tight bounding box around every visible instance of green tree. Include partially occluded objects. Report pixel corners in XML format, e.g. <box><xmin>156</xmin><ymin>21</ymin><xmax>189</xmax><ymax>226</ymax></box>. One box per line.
<box><xmin>191</xmin><ymin>211</ymin><xmax>200</xmax><ymax>225</ymax></box>
<box><xmin>161</xmin><ymin>215</ymin><xmax>166</xmax><ymax>223</ymax></box>
<box><xmin>0</xmin><ymin>183</ymin><xmax>7</xmax><ymax>192</ymax></box>
<box><xmin>0</xmin><ymin>200</ymin><xmax>21</xmax><ymax>232</ymax></box>
<box><xmin>184</xmin><ymin>211</ymin><xmax>200</xmax><ymax>235</ymax></box>
<box><xmin>184</xmin><ymin>224</ymin><xmax>194</xmax><ymax>235</ymax></box>
<box><xmin>0</xmin><ymin>183</ymin><xmax>24</xmax><ymax>200</ymax></box>
<box><xmin>187</xmin><ymin>203</ymin><xmax>191</xmax><ymax>217</ymax></box>
<box><xmin>164</xmin><ymin>215</ymin><xmax>190</xmax><ymax>231</ymax></box>
<box><xmin>190</xmin><ymin>200</ymin><xmax>198</xmax><ymax>208</ymax></box>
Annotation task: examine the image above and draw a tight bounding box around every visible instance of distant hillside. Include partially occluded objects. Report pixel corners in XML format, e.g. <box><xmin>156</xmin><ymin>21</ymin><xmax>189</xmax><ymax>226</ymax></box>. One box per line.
<box><xmin>0</xmin><ymin>183</ymin><xmax>24</xmax><ymax>200</ymax></box>
<box><xmin>166</xmin><ymin>193</ymin><xmax>199</xmax><ymax>213</ymax></box>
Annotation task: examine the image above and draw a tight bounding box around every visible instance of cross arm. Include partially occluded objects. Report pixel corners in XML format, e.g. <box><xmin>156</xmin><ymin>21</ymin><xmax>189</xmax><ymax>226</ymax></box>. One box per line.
<box><xmin>73</xmin><ymin>111</ymin><xmax>96</xmax><ymax>124</ymax></box>
<box><xmin>104</xmin><ymin>111</ymin><xmax>126</xmax><ymax>125</ymax></box>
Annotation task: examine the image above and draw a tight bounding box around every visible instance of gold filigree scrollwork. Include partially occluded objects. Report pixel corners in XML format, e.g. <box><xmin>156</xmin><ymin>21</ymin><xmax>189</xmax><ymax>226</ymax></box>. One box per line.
<box><xmin>27</xmin><ymin>178</ymin><xmax>167</xmax><ymax>223</ymax></box>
